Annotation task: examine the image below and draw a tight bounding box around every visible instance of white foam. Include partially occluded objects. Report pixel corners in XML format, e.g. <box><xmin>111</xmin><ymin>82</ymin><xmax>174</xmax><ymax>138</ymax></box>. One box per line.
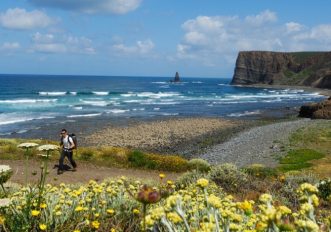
<box><xmin>132</xmin><ymin>108</ymin><xmax>145</xmax><ymax>111</ymax></box>
<box><xmin>0</xmin><ymin>114</ymin><xmax>55</xmax><ymax>125</ymax></box>
<box><xmin>121</xmin><ymin>93</ymin><xmax>136</xmax><ymax>97</ymax></box>
<box><xmin>92</xmin><ymin>91</ymin><xmax>109</xmax><ymax>96</ymax></box>
<box><xmin>106</xmin><ymin>109</ymin><xmax>130</xmax><ymax>114</ymax></box>
<box><xmin>153</xmin><ymin>108</ymin><xmax>160</xmax><ymax>111</ymax></box>
<box><xmin>0</xmin><ymin>99</ymin><xmax>57</xmax><ymax>104</ymax></box>
<box><xmin>39</xmin><ymin>92</ymin><xmax>67</xmax><ymax>96</ymax></box>
<box><xmin>228</xmin><ymin>110</ymin><xmax>261</xmax><ymax>117</ymax></box>
<box><xmin>17</xmin><ymin>129</ymin><xmax>28</xmax><ymax>134</ymax></box>
<box><xmin>152</xmin><ymin>82</ymin><xmax>168</xmax><ymax>84</ymax></box>
<box><xmin>70</xmin><ymin>92</ymin><xmax>77</xmax><ymax>95</ymax></box>
<box><xmin>81</xmin><ymin>100</ymin><xmax>108</xmax><ymax>107</ymax></box>
<box><xmin>137</xmin><ymin>92</ymin><xmax>181</xmax><ymax>98</ymax></box>
<box><xmin>160</xmin><ymin>113</ymin><xmax>179</xmax><ymax>116</ymax></box>
<box><xmin>67</xmin><ymin>113</ymin><xmax>102</xmax><ymax>118</ymax></box>
<box><xmin>192</xmin><ymin>81</ymin><xmax>203</xmax><ymax>84</ymax></box>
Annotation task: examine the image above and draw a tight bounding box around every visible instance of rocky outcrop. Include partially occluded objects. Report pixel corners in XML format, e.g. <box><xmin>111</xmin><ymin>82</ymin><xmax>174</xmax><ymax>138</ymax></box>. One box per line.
<box><xmin>299</xmin><ymin>97</ymin><xmax>331</xmax><ymax>119</ymax></box>
<box><xmin>231</xmin><ymin>51</ymin><xmax>331</xmax><ymax>89</ymax></box>
<box><xmin>170</xmin><ymin>72</ymin><xmax>180</xmax><ymax>82</ymax></box>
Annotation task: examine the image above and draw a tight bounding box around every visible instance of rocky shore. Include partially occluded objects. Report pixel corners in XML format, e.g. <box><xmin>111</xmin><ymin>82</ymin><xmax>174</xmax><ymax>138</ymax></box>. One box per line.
<box><xmin>200</xmin><ymin>119</ymin><xmax>322</xmax><ymax>167</ymax></box>
<box><xmin>83</xmin><ymin>118</ymin><xmax>241</xmax><ymax>155</ymax></box>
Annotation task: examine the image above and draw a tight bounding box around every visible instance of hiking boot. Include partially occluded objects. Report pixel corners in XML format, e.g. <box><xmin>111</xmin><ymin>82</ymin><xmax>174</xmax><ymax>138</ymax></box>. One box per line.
<box><xmin>72</xmin><ymin>168</ymin><xmax>77</xmax><ymax>172</ymax></box>
<box><xmin>57</xmin><ymin>170</ymin><xmax>63</xmax><ymax>175</ymax></box>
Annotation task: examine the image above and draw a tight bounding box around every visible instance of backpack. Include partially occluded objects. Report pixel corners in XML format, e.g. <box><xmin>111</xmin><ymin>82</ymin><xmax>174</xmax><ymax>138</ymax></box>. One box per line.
<box><xmin>68</xmin><ymin>133</ymin><xmax>77</xmax><ymax>149</ymax></box>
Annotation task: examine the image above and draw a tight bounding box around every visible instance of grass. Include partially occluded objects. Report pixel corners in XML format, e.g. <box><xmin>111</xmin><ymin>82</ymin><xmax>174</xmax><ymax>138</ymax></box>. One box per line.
<box><xmin>0</xmin><ymin>138</ymin><xmax>189</xmax><ymax>172</ymax></box>
<box><xmin>279</xmin><ymin>149</ymin><xmax>325</xmax><ymax>171</ymax></box>
<box><xmin>278</xmin><ymin>121</ymin><xmax>331</xmax><ymax>173</ymax></box>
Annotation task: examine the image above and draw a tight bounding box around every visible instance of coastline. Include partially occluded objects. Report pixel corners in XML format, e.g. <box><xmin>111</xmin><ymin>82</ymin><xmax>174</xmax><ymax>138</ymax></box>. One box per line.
<box><xmin>239</xmin><ymin>83</ymin><xmax>331</xmax><ymax>96</ymax></box>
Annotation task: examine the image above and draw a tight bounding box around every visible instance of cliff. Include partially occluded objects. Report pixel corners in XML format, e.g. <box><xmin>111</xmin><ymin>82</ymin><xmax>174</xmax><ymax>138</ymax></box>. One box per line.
<box><xmin>231</xmin><ymin>51</ymin><xmax>331</xmax><ymax>89</ymax></box>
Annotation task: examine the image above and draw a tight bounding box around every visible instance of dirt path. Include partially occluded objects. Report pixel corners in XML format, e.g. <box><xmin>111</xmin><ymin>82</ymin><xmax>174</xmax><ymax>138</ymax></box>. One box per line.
<box><xmin>2</xmin><ymin>160</ymin><xmax>180</xmax><ymax>185</ymax></box>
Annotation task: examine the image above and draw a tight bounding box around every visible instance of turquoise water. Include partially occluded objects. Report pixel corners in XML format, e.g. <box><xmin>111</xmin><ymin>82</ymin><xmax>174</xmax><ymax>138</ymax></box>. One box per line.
<box><xmin>0</xmin><ymin>74</ymin><xmax>325</xmax><ymax>135</ymax></box>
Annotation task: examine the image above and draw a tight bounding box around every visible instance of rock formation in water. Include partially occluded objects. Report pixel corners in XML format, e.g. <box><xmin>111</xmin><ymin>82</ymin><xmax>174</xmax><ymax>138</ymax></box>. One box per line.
<box><xmin>231</xmin><ymin>51</ymin><xmax>331</xmax><ymax>89</ymax></box>
<box><xmin>170</xmin><ymin>72</ymin><xmax>180</xmax><ymax>82</ymax></box>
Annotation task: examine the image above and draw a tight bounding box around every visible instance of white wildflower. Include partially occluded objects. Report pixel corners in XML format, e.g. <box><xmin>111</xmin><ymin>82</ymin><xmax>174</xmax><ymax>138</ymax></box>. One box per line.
<box><xmin>0</xmin><ymin>198</ymin><xmax>11</xmax><ymax>208</ymax></box>
<box><xmin>17</xmin><ymin>142</ymin><xmax>39</xmax><ymax>149</ymax></box>
<box><xmin>37</xmin><ymin>144</ymin><xmax>59</xmax><ymax>151</ymax></box>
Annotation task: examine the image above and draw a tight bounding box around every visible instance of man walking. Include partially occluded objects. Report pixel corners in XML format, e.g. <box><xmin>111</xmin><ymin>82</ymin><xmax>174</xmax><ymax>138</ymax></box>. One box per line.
<box><xmin>58</xmin><ymin>128</ymin><xmax>77</xmax><ymax>174</ymax></box>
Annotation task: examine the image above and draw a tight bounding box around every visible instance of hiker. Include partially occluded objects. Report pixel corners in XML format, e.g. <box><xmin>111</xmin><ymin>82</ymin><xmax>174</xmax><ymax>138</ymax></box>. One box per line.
<box><xmin>58</xmin><ymin>128</ymin><xmax>77</xmax><ymax>174</ymax></box>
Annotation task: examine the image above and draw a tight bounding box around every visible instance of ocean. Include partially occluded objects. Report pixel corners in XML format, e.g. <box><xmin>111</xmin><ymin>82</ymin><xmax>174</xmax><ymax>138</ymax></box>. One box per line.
<box><xmin>0</xmin><ymin>74</ymin><xmax>326</xmax><ymax>136</ymax></box>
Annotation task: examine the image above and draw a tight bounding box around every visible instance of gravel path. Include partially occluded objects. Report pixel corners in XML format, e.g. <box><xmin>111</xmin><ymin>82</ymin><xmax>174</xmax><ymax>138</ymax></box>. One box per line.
<box><xmin>200</xmin><ymin>119</ymin><xmax>316</xmax><ymax>167</ymax></box>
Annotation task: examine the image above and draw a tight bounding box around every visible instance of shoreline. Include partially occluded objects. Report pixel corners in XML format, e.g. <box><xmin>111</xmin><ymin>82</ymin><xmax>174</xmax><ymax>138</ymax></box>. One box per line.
<box><xmin>239</xmin><ymin>83</ymin><xmax>331</xmax><ymax>96</ymax></box>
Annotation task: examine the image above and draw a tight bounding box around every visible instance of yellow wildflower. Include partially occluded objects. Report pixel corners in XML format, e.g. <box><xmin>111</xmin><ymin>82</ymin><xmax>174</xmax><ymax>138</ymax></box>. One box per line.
<box><xmin>107</xmin><ymin>209</ymin><xmax>115</xmax><ymax>215</ymax></box>
<box><xmin>196</xmin><ymin>178</ymin><xmax>209</xmax><ymax>188</ymax></box>
<box><xmin>55</xmin><ymin>211</ymin><xmax>62</xmax><ymax>216</ymax></box>
<box><xmin>31</xmin><ymin>210</ymin><xmax>40</xmax><ymax>217</ymax></box>
<box><xmin>159</xmin><ymin>173</ymin><xmax>165</xmax><ymax>179</ymax></box>
<box><xmin>39</xmin><ymin>224</ymin><xmax>47</xmax><ymax>231</ymax></box>
<box><xmin>91</xmin><ymin>220</ymin><xmax>100</xmax><ymax>229</ymax></box>
<box><xmin>299</xmin><ymin>183</ymin><xmax>318</xmax><ymax>194</ymax></box>
<box><xmin>0</xmin><ymin>216</ymin><xmax>5</xmax><ymax>225</ymax></box>
<box><xmin>75</xmin><ymin>206</ymin><xmax>84</xmax><ymax>212</ymax></box>
<box><xmin>133</xmin><ymin>209</ymin><xmax>140</xmax><ymax>215</ymax></box>
<box><xmin>259</xmin><ymin>193</ymin><xmax>272</xmax><ymax>203</ymax></box>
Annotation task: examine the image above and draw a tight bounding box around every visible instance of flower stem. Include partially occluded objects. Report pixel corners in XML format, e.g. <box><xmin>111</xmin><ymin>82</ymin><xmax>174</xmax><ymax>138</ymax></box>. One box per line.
<box><xmin>24</xmin><ymin>148</ymin><xmax>29</xmax><ymax>186</ymax></box>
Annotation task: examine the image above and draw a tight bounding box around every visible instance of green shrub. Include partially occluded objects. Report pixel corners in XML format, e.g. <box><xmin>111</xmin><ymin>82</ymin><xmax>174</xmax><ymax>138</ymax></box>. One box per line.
<box><xmin>79</xmin><ymin>149</ymin><xmax>94</xmax><ymax>161</ymax></box>
<box><xmin>270</xmin><ymin>171</ymin><xmax>319</xmax><ymax>208</ymax></box>
<box><xmin>127</xmin><ymin>150</ymin><xmax>156</xmax><ymax>169</ymax></box>
<box><xmin>187</xmin><ymin>159</ymin><xmax>210</xmax><ymax>172</ymax></box>
<box><xmin>317</xmin><ymin>179</ymin><xmax>331</xmax><ymax>201</ymax></box>
<box><xmin>100</xmin><ymin>147</ymin><xmax>128</xmax><ymax>164</ymax></box>
<box><xmin>176</xmin><ymin>170</ymin><xmax>207</xmax><ymax>188</ymax></box>
<box><xmin>243</xmin><ymin>164</ymin><xmax>279</xmax><ymax>179</ymax></box>
<box><xmin>145</xmin><ymin>154</ymin><xmax>188</xmax><ymax>172</ymax></box>
<box><xmin>208</xmin><ymin>163</ymin><xmax>248</xmax><ymax>193</ymax></box>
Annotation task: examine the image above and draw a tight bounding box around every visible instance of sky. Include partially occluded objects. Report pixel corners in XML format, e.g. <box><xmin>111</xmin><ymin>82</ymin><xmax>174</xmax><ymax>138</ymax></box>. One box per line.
<box><xmin>0</xmin><ymin>0</ymin><xmax>331</xmax><ymax>78</ymax></box>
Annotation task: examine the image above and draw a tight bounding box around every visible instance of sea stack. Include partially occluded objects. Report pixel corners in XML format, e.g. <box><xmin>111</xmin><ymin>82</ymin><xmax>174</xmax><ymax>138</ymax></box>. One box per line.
<box><xmin>171</xmin><ymin>72</ymin><xmax>180</xmax><ymax>82</ymax></box>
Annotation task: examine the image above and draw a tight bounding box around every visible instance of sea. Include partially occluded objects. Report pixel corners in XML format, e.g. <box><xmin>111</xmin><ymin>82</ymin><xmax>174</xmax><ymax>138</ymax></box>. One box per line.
<box><xmin>0</xmin><ymin>74</ymin><xmax>326</xmax><ymax>137</ymax></box>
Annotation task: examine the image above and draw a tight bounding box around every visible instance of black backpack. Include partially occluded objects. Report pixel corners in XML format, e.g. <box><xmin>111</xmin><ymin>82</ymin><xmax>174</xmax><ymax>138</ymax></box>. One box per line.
<box><xmin>68</xmin><ymin>133</ymin><xmax>77</xmax><ymax>149</ymax></box>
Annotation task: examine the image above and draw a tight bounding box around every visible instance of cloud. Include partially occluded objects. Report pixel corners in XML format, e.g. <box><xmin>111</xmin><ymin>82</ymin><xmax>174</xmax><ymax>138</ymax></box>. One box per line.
<box><xmin>177</xmin><ymin>10</ymin><xmax>331</xmax><ymax>67</ymax></box>
<box><xmin>245</xmin><ymin>10</ymin><xmax>277</xmax><ymax>26</ymax></box>
<box><xmin>112</xmin><ymin>39</ymin><xmax>155</xmax><ymax>56</ymax></box>
<box><xmin>31</xmin><ymin>32</ymin><xmax>95</xmax><ymax>54</ymax></box>
<box><xmin>29</xmin><ymin>0</ymin><xmax>142</xmax><ymax>14</ymax></box>
<box><xmin>0</xmin><ymin>42</ymin><xmax>21</xmax><ymax>52</ymax></box>
<box><xmin>286</xmin><ymin>22</ymin><xmax>304</xmax><ymax>33</ymax></box>
<box><xmin>0</xmin><ymin>8</ymin><xmax>55</xmax><ymax>30</ymax></box>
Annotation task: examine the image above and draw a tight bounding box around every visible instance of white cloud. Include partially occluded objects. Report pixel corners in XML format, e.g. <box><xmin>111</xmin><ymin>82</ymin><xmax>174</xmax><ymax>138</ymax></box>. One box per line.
<box><xmin>0</xmin><ymin>8</ymin><xmax>54</xmax><ymax>30</ymax></box>
<box><xmin>29</xmin><ymin>0</ymin><xmax>142</xmax><ymax>14</ymax></box>
<box><xmin>112</xmin><ymin>39</ymin><xmax>155</xmax><ymax>56</ymax></box>
<box><xmin>286</xmin><ymin>22</ymin><xmax>304</xmax><ymax>33</ymax></box>
<box><xmin>0</xmin><ymin>42</ymin><xmax>21</xmax><ymax>52</ymax></box>
<box><xmin>245</xmin><ymin>10</ymin><xmax>277</xmax><ymax>26</ymax></box>
<box><xmin>177</xmin><ymin>10</ymin><xmax>331</xmax><ymax>67</ymax></box>
<box><xmin>31</xmin><ymin>32</ymin><xmax>95</xmax><ymax>54</ymax></box>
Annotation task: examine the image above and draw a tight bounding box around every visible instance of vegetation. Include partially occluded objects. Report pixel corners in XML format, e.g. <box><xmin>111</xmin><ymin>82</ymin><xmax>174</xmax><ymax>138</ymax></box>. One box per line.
<box><xmin>279</xmin><ymin>149</ymin><xmax>325</xmax><ymax>171</ymax></box>
<box><xmin>0</xmin><ymin>139</ymin><xmax>189</xmax><ymax>172</ymax></box>
<box><xmin>276</xmin><ymin>121</ymin><xmax>331</xmax><ymax>174</ymax></box>
<box><xmin>1</xmin><ymin>161</ymin><xmax>331</xmax><ymax>231</ymax></box>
